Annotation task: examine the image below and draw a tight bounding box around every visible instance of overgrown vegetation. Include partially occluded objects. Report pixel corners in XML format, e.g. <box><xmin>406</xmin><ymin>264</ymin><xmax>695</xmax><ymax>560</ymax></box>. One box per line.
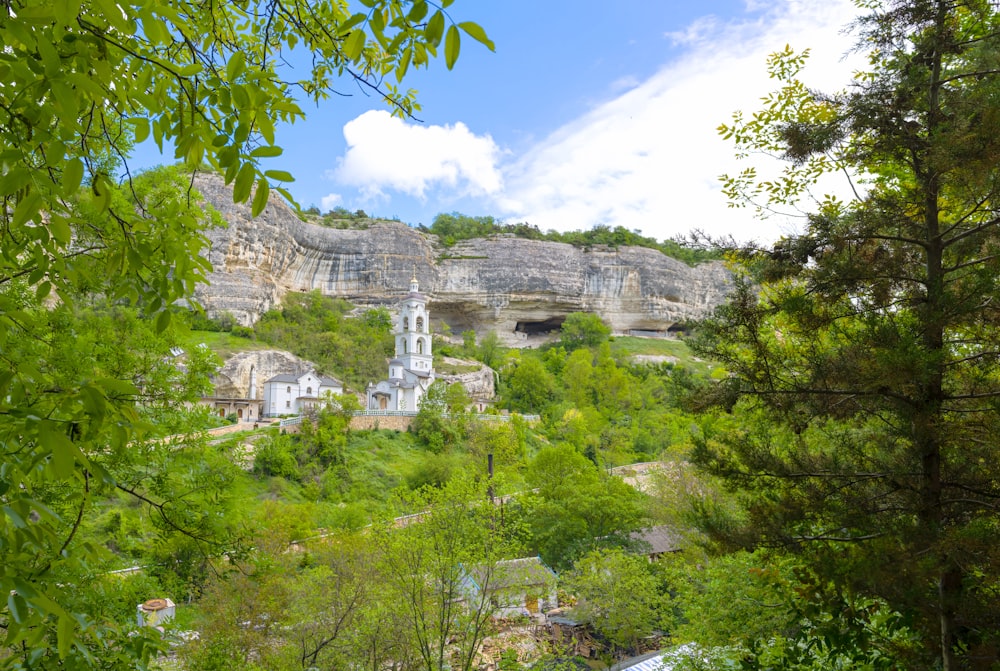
<box><xmin>206</xmin><ymin>291</ymin><xmax>395</xmax><ymax>391</ymax></box>
<box><xmin>422</xmin><ymin>213</ymin><xmax>724</xmax><ymax>266</ymax></box>
<box><xmin>10</xmin><ymin>0</ymin><xmax>1000</xmax><ymax>667</ymax></box>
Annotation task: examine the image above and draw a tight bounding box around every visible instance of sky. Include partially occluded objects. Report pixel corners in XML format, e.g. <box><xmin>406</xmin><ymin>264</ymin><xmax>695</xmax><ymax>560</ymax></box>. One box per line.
<box><xmin>135</xmin><ymin>0</ymin><xmax>865</xmax><ymax>244</ymax></box>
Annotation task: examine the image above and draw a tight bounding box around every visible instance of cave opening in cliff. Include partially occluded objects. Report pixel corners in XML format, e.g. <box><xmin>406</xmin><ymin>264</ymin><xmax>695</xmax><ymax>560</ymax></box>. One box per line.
<box><xmin>667</xmin><ymin>322</ymin><xmax>691</xmax><ymax>336</ymax></box>
<box><xmin>515</xmin><ymin>316</ymin><xmax>565</xmax><ymax>335</ymax></box>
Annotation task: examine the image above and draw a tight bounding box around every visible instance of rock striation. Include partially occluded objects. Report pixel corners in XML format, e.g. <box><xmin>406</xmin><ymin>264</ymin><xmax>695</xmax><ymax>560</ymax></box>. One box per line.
<box><xmin>193</xmin><ymin>174</ymin><xmax>732</xmax><ymax>343</ymax></box>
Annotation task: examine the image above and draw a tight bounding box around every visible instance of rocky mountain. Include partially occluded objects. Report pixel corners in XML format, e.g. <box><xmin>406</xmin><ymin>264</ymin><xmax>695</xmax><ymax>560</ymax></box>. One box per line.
<box><xmin>193</xmin><ymin>174</ymin><xmax>732</xmax><ymax>344</ymax></box>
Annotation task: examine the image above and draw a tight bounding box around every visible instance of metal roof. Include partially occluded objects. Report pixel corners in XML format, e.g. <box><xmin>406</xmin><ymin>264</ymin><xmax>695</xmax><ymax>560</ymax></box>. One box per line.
<box><xmin>628</xmin><ymin>526</ymin><xmax>682</xmax><ymax>555</ymax></box>
<box><xmin>617</xmin><ymin>644</ymin><xmax>707</xmax><ymax>671</ymax></box>
<box><xmin>265</xmin><ymin>373</ymin><xmax>301</xmax><ymax>383</ymax></box>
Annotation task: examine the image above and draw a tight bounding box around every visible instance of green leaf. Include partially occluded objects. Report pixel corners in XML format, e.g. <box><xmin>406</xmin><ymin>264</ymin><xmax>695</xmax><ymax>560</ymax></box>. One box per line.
<box><xmin>408</xmin><ymin>1</ymin><xmax>428</xmax><ymax>23</ymax></box>
<box><xmin>344</xmin><ymin>30</ymin><xmax>366</xmax><ymax>61</ymax></box>
<box><xmin>232</xmin><ymin>162</ymin><xmax>255</xmax><ymax>202</ymax></box>
<box><xmin>0</xmin><ymin>166</ymin><xmax>31</xmax><ymax>197</ymax></box>
<box><xmin>7</xmin><ymin>593</ymin><xmax>27</xmax><ymax>624</ymax></box>
<box><xmin>3</xmin><ymin>505</ymin><xmax>27</xmax><ymax>529</ymax></box>
<box><xmin>251</xmin><ymin>179</ymin><xmax>270</xmax><ymax>217</ymax></box>
<box><xmin>45</xmin><ymin>428</ymin><xmax>76</xmax><ymax>480</ymax></box>
<box><xmin>250</xmin><ymin>145</ymin><xmax>283</xmax><ymax>158</ymax></box>
<box><xmin>61</xmin><ymin>158</ymin><xmax>84</xmax><ymax>194</ymax></box>
<box><xmin>226</xmin><ymin>51</ymin><xmax>246</xmax><ymax>82</ymax></box>
<box><xmin>263</xmin><ymin>169</ymin><xmax>294</xmax><ymax>183</ymax></box>
<box><xmin>336</xmin><ymin>12</ymin><xmax>366</xmax><ymax>37</ymax></box>
<box><xmin>445</xmin><ymin>24</ymin><xmax>460</xmax><ymax>70</ymax></box>
<box><xmin>425</xmin><ymin>11</ymin><xmax>444</xmax><ymax>45</ymax></box>
<box><xmin>395</xmin><ymin>47</ymin><xmax>412</xmax><ymax>82</ymax></box>
<box><xmin>52</xmin><ymin>0</ymin><xmax>84</xmax><ymax>27</ymax></box>
<box><xmin>12</xmin><ymin>190</ymin><xmax>42</xmax><ymax>227</ymax></box>
<box><xmin>49</xmin><ymin>215</ymin><xmax>71</xmax><ymax>245</ymax></box>
<box><xmin>57</xmin><ymin>614</ymin><xmax>72</xmax><ymax>659</ymax></box>
<box><xmin>34</xmin><ymin>281</ymin><xmax>51</xmax><ymax>302</ymax></box>
<box><xmin>458</xmin><ymin>21</ymin><xmax>494</xmax><ymax>51</ymax></box>
<box><xmin>177</xmin><ymin>62</ymin><xmax>203</xmax><ymax>76</ymax></box>
<box><xmin>143</xmin><ymin>11</ymin><xmax>166</xmax><ymax>43</ymax></box>
<box><xmin>92</xmin><ymin>175</ymin><xmax>111</xmax><ymax>212</ymax></box>
<box><xmin>50</xmin><ymin>80</ymin><xmax>79</xmax><ymax>123</ymax></box>
<box><xmin>155</xmin><ymin>309</ymin><xmax>171</xmax><ymax>333</ymax></box>
<box><xmin>131</xmin><ymin>117</ymin><xmax>150</xmax><ymax>143</ymax></box>
<box><xmin>274</xmin><ymin>186</ymin><xmax>297</xmax><ymax>206</ymax></box>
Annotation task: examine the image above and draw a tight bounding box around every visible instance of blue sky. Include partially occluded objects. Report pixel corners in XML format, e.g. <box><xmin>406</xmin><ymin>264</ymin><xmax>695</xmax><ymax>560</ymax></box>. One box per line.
<box><xmin>134</xmin><ymin>0</ymin><xmax>863</xmax><ymax>243</ymax></box>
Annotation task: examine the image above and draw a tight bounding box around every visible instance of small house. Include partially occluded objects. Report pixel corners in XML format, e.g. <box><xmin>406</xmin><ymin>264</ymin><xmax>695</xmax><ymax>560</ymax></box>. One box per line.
<box><xmin>262</xmin><ymin>370</ymin><xmax>343</xmax><ymax>417</ymax></box>
<box><xmin>137</xmin><ymin>598</ymin><xmax>175</xmax><ymax>627</ymax></box>
<box><xmin>628</xmin><ymin>526</ymin><xmax>681</xmax><ymax>561</ymax></box>
<box><xmin>465</xmin><ymin>556</ymin><xmax>559</xmax><ymax>619</ymax></box>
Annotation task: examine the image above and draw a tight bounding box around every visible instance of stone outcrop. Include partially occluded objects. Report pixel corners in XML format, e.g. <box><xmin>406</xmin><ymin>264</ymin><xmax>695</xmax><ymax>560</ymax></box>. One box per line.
<box><xmin>212</xmin><ymin>349</ymin><xmax>310</xmax><ymax>399</ymax></box>
<box><xmin>435</xmin><ymin>357</ymin><xmax>496</xmax><ymax>400</ymax></box>
<box><xmin>193</xmin><ymin>174</ymin><xmax>732</xmax><ymax>343</ymax></box>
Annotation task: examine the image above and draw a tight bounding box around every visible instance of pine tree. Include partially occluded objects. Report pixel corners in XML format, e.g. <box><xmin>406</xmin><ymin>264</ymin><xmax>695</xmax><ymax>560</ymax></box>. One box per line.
<box><xmin>699</xmin><ymin>1</ymin><xmax>1000</xmax><ymax>667</ymax></box>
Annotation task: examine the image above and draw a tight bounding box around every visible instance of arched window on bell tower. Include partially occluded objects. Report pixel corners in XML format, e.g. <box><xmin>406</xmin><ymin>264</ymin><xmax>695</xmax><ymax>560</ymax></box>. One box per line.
<box><xmin>416</xmin><ymin>316</ymin><xmax>424</xmax><ymax>333</ymax></box>
<box><xmin>417</xmin><ymin>338</ymin><xmax>424</xmax><ymax>354</ymax></box>
<box><xmin>403</xmin><ymin>316</ymin><xmax>409</xmax><ymax>331</ymax></box>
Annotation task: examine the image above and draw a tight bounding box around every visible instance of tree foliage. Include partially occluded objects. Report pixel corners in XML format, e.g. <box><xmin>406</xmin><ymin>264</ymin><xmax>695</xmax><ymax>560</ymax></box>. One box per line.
<box><xmin>0</xmin><ymin>0</ymin><xmax>493</xmax><ymax>664</ymax></box>
<box><xmin>251</xmin><ymin>291</ymin><xmax>394</xmax><ymax>389</ymax></box>
<box><xmin>564</xmin><ymin>548</ymin><xmax>666</xmax><ymax>657</ymax></box>
<box><xmin>700</xmin><ymin>2</ymin><xmax>1000</xmax><ymax>667</ymax></box>
<box><xmin>558</xmin><ymin>312</ymin><xmax>611</xmax><ymax>350</ymax></box>
<box><xmin>522</xmin><ymin>445</ymin><xmax>647</xmax><ymax>570</ymax></box>
<box><xmin>425</xmin><ymin>214</ymin><xmax>723</xmax><ymax>265</ymax></box>
<box><xmin>0</xmin><ymin>285</ymin><xmax>235</xmax><ymax>668</ymax></box>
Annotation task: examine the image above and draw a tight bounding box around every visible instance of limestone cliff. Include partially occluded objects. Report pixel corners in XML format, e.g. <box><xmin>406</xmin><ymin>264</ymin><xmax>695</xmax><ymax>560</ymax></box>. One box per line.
<box><xmin>193</xmin><ymin>174</ymin><xmax>732</xmax><ymax>343</ymax></box>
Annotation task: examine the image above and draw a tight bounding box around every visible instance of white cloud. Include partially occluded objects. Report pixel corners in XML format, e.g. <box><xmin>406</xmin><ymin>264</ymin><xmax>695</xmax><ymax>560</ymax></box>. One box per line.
<box><xmin>665</xmin><ymin>15</ymin><xmax>721</xmax><ymax>47</ymax></box>
<box><xmin>320</xmin><ymin>193</ymin><xmax>342</xmax><ymax>211</ymax></box>
<box><xmin>498</xmin><ymin>0</ymin><xmax>864</xmax><ymax>244</ymax></box>
<box><xmin>330</xmin><ymin>110</ymin><xmax>502</xmax><ymax>200</ymax></box>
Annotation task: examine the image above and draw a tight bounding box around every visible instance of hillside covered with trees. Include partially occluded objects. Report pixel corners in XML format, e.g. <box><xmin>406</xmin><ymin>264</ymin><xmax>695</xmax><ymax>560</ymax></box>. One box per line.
<box><xmin>3</xmin><ymin>0</ymin><xmax>1000</xmax><ymax>669</ymax></box>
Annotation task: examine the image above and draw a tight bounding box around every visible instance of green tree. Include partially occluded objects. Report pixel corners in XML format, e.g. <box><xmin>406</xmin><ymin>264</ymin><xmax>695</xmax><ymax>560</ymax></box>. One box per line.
<box><xmin>503</xmin><ymin>356</ymin><xmax>557</xmax><ymax>413</ymax></box>
<box><xmin>700</xmin><ymin>2</ymin><xmax>1000</xmax><ymax>667</ymax></box>
<box><xmin>559</xmin><ymin>312</ymin><xmax>611</xmax><ymax>350</ymax></box>
<box><xmin>375</xmin><ymin>477</ymin><xmax>517</xmax><ymax>671</ymax></box>
<box><xmin>523</xmin><ymin>445</ymin><xmax>646</xmax><ymax>570</ymax></box>
<box><xmin>410</xmin><ymin>381</ymin><xmax>469</xmax><ymax>455</ymax></box>
<box><xmin>477</xmin><ymin>329</ymin><xmax>504</xmax><ymax>370</ymax></box>
<box><xmin>564</xmin><ymin>548</ymin><xmax>666</xmax><ymax>658</ymax></box>
<box><xmin>0</xmin><ymin>0</ymin><xmax>493</xmax><ymax>664</ymax></box>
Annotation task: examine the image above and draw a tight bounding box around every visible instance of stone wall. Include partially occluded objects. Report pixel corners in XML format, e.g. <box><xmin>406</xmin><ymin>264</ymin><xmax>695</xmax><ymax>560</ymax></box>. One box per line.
<box><xmin>349</xmin><ymin>414</ymin><xmax>414</xmax><ymax>431</ymax></box>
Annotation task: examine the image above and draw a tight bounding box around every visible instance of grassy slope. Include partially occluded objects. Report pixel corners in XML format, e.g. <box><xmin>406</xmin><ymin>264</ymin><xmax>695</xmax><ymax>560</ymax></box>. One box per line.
<box><xmin>610</xmin><ymin>336</ymin><xmax>721</xmax><ymax>377</ymax></box>
<box><xmin>180</xmin><ymin>331</ymin><xmax>271</xmax><ymax>359</ymax></box>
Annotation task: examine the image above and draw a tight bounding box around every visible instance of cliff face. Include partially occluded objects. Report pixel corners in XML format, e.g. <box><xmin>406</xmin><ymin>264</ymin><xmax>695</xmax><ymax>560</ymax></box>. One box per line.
<box><xmin>194</xmin><ymin>175</ymin><xmax>732</xmax><ymax>342</ymax></box>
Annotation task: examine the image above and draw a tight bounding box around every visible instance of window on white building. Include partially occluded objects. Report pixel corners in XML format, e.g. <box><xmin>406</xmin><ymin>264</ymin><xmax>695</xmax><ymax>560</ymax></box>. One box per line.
<box><xmin>285</xmin><ymin>400</ymin><xmax>290</xmax><ymax>408</ymax></box>
<box><xmin>416</xmin><ymin>316</ymin><xmax>424</xmax><ymax>332</ymax></box>
<box><xmin>286</xmin><ymin>386</ymin><xmax>291</xmax><ymax>393</ymax></box>
<box><xmin>404</xmin><ymin>316</ymin><xmax>409</xmax><ymax>330</ymax></box>
<box><xmin>307</xmin><ymin>386</ymin><xmax>312</xmax><ymax>395</ymax></box>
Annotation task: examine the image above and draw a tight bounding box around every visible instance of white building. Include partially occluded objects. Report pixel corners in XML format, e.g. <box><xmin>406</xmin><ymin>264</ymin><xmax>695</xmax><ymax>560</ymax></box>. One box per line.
<box><xmin>366</xmin><ymin>276</ymin><xmax>435</xmax><ymax>412</ymax></box>
<box><xmin>262</xmin><ymin>370</ymin><xmax>343</xmax><ymax>417</ymax></box>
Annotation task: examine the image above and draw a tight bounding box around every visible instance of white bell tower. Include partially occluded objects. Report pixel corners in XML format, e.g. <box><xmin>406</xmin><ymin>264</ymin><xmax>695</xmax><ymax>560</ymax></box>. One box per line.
<box><xmin>397</xmin><ymin>274</ymin><xmax>432</xmax><ymax>374</ymax></box>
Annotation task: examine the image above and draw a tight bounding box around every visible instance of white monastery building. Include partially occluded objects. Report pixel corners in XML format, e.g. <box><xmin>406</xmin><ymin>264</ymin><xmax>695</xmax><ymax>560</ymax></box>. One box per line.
<box><xmin>366</xmin><ymin>276</ymin><xmax>435</xmax><ymax>411</ymax></box>
<box><xmin>262</xmin><ymin>370</ymin><xmax>343</xmax><ymax>417</ymax></box>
